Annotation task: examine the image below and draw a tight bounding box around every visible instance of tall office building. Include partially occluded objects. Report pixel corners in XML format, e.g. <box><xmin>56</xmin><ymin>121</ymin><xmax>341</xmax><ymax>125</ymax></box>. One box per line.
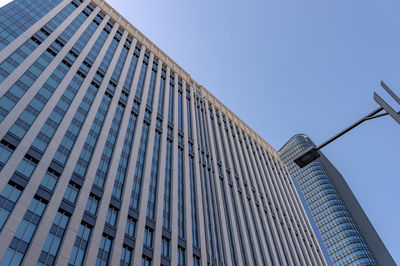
<box><xmin>279</xmin><ymin>134</ymin><xmax>395</xmax><ymax>266</ymax></box>
<box><xmin>0</xmin><ymin>1</ymin><xmax>328</xmax><ymax>265</ymax></box>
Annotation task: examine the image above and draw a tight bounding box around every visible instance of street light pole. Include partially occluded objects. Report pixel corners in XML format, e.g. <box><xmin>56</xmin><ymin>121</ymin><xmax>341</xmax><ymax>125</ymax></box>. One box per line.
<box><xmin>316</xmin><ymin>106</ymin><xmax>383</xmax><ymax>151</ymax></box>
<box><xmin>293</xmin><ymin>81</ymin><xmax>400</xmax><ymax>168</ymax></box>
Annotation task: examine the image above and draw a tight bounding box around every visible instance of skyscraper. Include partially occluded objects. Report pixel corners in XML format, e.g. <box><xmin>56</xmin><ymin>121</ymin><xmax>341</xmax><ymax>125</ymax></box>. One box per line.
<box><xmin>0</xmin><ymin>0</ymin><xmax>327</xmax><ymax>265</ymax></box>
<box><xmin>279</xmin><ymin>134</ymin><xmax>395</xmax><ymax>266</ymax></box>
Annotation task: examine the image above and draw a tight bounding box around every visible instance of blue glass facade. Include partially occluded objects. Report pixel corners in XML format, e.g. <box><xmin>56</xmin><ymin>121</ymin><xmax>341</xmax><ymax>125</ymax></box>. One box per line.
<box><xmin>279</xmin><ymin>134</ymin><xmax>379</xmax><ymax>265</ymax></box>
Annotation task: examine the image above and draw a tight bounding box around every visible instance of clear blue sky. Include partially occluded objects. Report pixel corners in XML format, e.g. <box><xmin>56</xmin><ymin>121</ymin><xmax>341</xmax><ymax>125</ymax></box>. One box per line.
<box><xmin>108</xmin><ymin>0</ymin><xmax>400</xmax><ymax>262</ymax></box>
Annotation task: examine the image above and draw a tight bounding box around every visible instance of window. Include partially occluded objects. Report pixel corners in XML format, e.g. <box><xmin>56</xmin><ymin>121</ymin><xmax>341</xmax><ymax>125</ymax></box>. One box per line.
<box><xmin>157</xmin><ymin>69</ymin><xmax>166</xmax><ymax>117</ymax></box>
<box><xmin>94</xmin><ymin>103</ymin><xmax>124</xmax><ymax>188</ymax></box>
<box><xmin>193</xmin><ymin>256</ymin><xmax>200</xmax><ymax>266</ymax></box>
<box><xmin>31</xmin><ymin>64</ymin><xmax>85</xmax><ymax>154</ymax></box>
<box><xmin>74</xmin><ymin>94</ymin><xmax>112</xmax><ymax>178</ymax></box>
<box><xmin>68</xmin><ymin>223</ymin><xmax>91</xmax><ymax>266</ymax></box>
<box><xmin>125</xmin><ymin>217</ymin><xmax>136</xmax><ymax>238</ymax></box>
<box><xmin>134</xmin><ymin>58</ymin><xmax>148</xmax><ymax>101</ymax></box>
<box><xmin>122</xmin><ymin>46</ymin><xmax>139</xmax><ymax>93</ymax></box>
<box><xmin>177</xmin><ymin>148</ymin><xmax>185</xmax><ymax>238</ymax></box>
<box><xmin>1</xmin><ymin>198</ymin><xmax>46</xmax><ymax>265</ymax></box>
<box><xmin>130</xmin><ymin>123</ymin><xmax>150</xmax><ymax>210</ymax></box>
<box><xmin>40</xmin><ymin>169</ymin><xmax>59</xmax><ymax>191</ymax></box>
<box><xmin>141</xmin><ymin>256</ymin><xmax>151</xmax><ymax>266</ymax></box>
<box><xmin>96</xmin><ymin>235</ymin><xmax>112</xmax><ymax>266</ymax></box>
<box><xmin>143</xmin><ymin>227</ymin><xmax>153</xmax><ymax>248</ymax></box>
<box><xmin>113</xmin><ymin>113</ymin><xmax>137</xmax><ymax>199</ymax></box>
<box><xmin>0</xmin><ymin>142</ymin><xmax>14</xmax><ymax>168</ymax></box>
<box><xmin>167</xmin><ymin>76</ymin><xmax>174</xmax><ymax>124</ymax></box>
<box><xmin>178</xmin><ymin>247</ymin><xmax>185</xmax><ymax>266</ymax></box>
<box><xmin>120</xmin><ymin>245</ymin><xmax>132</xmax><ymax>266</ymax></box>
<box><xmin>178</xmin><ymin>88</ymin><xmax>183</xmax><ymax>131</ymax></box>
<box><xmin>38</xmin><ymin>211</ymin><xmax>70</xmax><ymax>266</ymax></box>
<box><xmin>161</xmin><ymin>237</ymin><xmax>169</xmax><ymax>258</ymax></box>
<box><xmin>146</xmin><ymin>64</ymin><xmax>157</xmax><ymax>108</ymax></box>
<box><xmin>51</xmin><ymin>35</ymin><xmax>109</xmax><ymax>166</ymax></box>
<box><xmin>146</xmin><ymin>131</ymin><xmax>161</xmax><ymax>219</ymax></box>
<box><xmin>85</xmin><ymin>195</ymin><xmax>99</xmax><ymax>215</ymax></box>
<box><xmin>162</xmin><ymin>140</ymin><xmax>172</xmax><ymax>229</ymax></box>
<box><xmin>186</xmin><ymin>95</ymin><xmax>193</xmax><ymax>139</ymax></box>
<box><xmin>106</xmin><ymin>207</ymin><xmax>118</xmax><ymax>226</ymax></box>
<box><xmin>0</xmin><ymin>183</ymin><xmax>22</xmax><ymax>230</ymax></box>
<box><xmin>15</xmin><ymin>156</ymin><xmax>37</xmax><ymax>178</ymax></box>
<box><xmin>189</xmin><ymin>156</ymin><xmax>199</xmax><ymax>247</ymax></box>
<box><xmin>0</xmin><ymin>0</ymin><xmax>75</xmax><ymax>82</ymax></box>
<box><xmin>64</xmin><ymin>183</ymin><xmax>79</xmax><ymax>203</ymax></box>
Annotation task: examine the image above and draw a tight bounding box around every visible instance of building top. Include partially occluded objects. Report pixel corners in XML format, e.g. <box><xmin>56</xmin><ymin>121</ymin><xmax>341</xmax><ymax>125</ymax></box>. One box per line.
<box><xmin>95</xmin><ymin>0</ymin><xmax>278</xmax><ymax>157</ymax></box>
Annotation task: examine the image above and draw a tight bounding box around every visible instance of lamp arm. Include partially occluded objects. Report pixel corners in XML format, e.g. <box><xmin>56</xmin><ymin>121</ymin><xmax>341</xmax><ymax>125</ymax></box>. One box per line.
<box><xmin>316</xmin><ymin>107</ymin><xmax>384</xmax><ymax>150</ymax></box>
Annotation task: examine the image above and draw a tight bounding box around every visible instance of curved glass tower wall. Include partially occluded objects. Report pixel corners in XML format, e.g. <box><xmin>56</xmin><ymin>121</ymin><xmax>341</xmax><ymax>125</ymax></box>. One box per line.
<box><xmin>279</xmin><ymin>134</ymin><xmax>395</xmax><ymax>266</ymax></box>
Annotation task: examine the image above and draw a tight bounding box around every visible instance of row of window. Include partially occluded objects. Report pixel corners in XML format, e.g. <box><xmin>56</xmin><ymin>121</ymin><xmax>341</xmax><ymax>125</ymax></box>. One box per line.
<box><xmin>0</xmin><ymin>0</ymin><xmax>80</xmax><ymax>84</ymax></box>
<box><xmin>0</xmin><ymin>1</ymin><xmax>321</xmax><ymax>264</ymax></box>
<box><xmin>3</xmin><ymin>3</ymin><xmax>199</xmax><ymax>265</ymax></box>
<box><xmin>0</xmin><ymin>0</ymin><xmax>64</xmax><ymax>50</ymax></box>
<box><xmin>0</xmin><ymin>1</ymin><xmax>94</xmax><ymax>126</ymax></box>
<box><xmin>193</xmin><ymin>99</ymin><xmax>324</xmax><ymax>265</ymax></box>
<box><xmin>0</xmin><ymin>7</ymin><xmax>197</xmax><ymax>263</ymax></box>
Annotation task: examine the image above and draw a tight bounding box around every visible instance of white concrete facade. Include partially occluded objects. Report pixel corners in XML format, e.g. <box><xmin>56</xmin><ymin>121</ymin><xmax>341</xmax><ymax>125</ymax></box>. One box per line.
<box><xmin>0</xmin><ymin>1</ymin><xmax>328</xmax><ymax>265</ymax></box>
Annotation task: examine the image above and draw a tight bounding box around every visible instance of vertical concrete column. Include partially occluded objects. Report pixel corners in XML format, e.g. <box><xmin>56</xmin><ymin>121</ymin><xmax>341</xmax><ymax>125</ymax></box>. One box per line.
<box><xmin>208</xmin><ymin>108</ymin><xmax>244</xmax><ymax>265</ymax></box>
<box><xmin>0</xmin><ymin>0</ymin><xmax>93</xmax><ymax>141</ymax></box>
<box><xmin>181</xmin><ymin>80</ymin><xmax>194</xmax><ymax>266</ymax></box>
<box><xmin>0</xmin><ymin>0</ymin><xmax>72</xmax><ymax>63</ymax></box>
<box><xmin>51</xmin><ymin>26</ymin><xmax>129</xmax><ymax>265</ymax></box>
<box><xmin>71</xmin><ymin>34</ymin><xmax>144</xmax><ymax>265</ymax></box>
<box><xmin>221</xmin><ymin>120</ymin><xmax>255</xmax><ymax>265</ymax></box>
<box><xmin>83</xmin><ymin>41</ymin><xmax>141</xmax><ymax>264</ymax></box>
<box><xmin>0</xmin><ymin>11</ymin><xmax>114</xmax><ymax>261</ymax></box>
<box><xmin>252</xmin><ymin>149</ymin><xmax>291</xmax><ymax>265</ymax></box>
<box><xmin>59</xmin><ymin>36</ymin><xmax>139</xmax><ymax>266</ymax></box>
<box><xmin>0</xmin><ymin>4</ymin><xmax>103</xmax><ymax>189</ymax></box>
<box><xmin>196</xmin><ymin>100</ymin><xmax>219</xmax><ymax>264</ymax></box>
<box><xmin>250</xmin><ymin>142</ymin><xmax>294</xmax><ymax>265</ymax></box>
<box><xmin>168</xmin><ymin>73</ymin><xmax>179</xmax><ymax>266</ymax></box>
<box><xmin>126</xmin><ymin>53</ymin><xmax>167</xmax><ymax>266</ymax></box>
<box><xmin>0</xmin><ymin>17</ymin><xmax>118</xmax><ymax>262</ymax></box>
<box><xmin>261</xmin><ymin>151</ymin><xmax>313</xmax><ymax>265</ymax></box>
<box><xmin>238</xmin><ymin>136</ymin><xmax>282</xmax><ymax>265</ymax></box>
<box><xmin>203</xmin><ymin>102</ymin><xmax>233</xmax><ymax>265</ymax></box>
<box><xmin>247</xmin><ymin>136</ymin><xmax>308</xmax><ymax>265</ymax></box>
<box><xmin>0</xmin><ymin>0</ymin><xmax>92</xmax><ymax>100</ymax></box>
<box><xmin>19</xmin><ymin>8</ymin><xmax>109</xmax><ymax>264</ymax></box>
<box><xmin>90</xmin><ymin>36</ymin><xmax>135</xmax><ymax>263</ymax></box>
<box><xmin>247</xmin><ymin>140</ymin><xmax>296</xmax><ymax>265</ymax></box>
<box><xmin>188</xmin><ymin>89</ymin><xmax>207</xmax><ymax>266</ymax></box>
<box><xmin>254</xmin><ymin>149</ymin><xmax>285</xmax><ymax>265</ymax></box>
<box><xmin>107</xmin><ymin>40</ymin><xmax>144</xmax><ymax>261</ymax></box>
<box><xmin>236</xmin><ymin>131</ymin><xmax>281</xmax><ymax>265</ymax></box>
<box><xmin>109</xmin><ymin>53</ymin><xmax>161</xmax><ymax>265</ymax></box>
<box><xmin>200</xmin><ymin>102</ymin><xmax>225</xmax><ymax>264</ymax></box>
<box><xmin>152</xmin><ymin>66</ymin><xmax>170</xmax><ymax>266</ymax></box>
<box><xmin>248</xmin><ymin>134</ymin><xmax>307</xmax><ymax>265</ymax></box>
<box><xmin>262</xmin><ymin>152</ymin><xmax>315</xmax><ymax>264</ymax></box>
<box><xmin>227</xmin><ymin>125</ymin><xmax>270</xmax><ymax>265</ymax></box>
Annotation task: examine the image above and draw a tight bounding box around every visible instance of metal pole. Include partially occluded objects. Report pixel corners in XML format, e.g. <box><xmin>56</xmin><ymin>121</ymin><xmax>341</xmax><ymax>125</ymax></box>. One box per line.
<box><xmin>316</xmin><ymin>107</ymin><xmax>383</xmax><ymax>150</ymax></box>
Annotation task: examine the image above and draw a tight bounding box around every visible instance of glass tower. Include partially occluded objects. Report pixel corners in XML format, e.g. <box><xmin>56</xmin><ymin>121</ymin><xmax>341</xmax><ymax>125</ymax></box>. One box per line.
<box><xmin>0</xmin><ymin>1</ymin><xmax>328</xmax><ymax>265</ymax></box>
<box><xmin>279</xmin><ymin>134</ymin><xmax>395</xmax><ymax>266</ymax></box>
